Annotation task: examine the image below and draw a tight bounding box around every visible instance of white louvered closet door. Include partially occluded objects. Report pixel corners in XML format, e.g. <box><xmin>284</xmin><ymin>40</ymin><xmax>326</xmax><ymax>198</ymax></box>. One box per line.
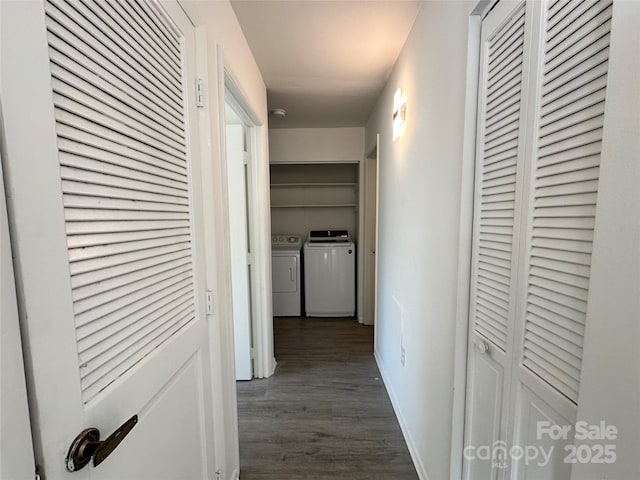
<box><xmin>1</xmin><ymin>1</ymin><xmax>217</xmax><ymax>479</ymax></box>
<box><xmin>511</xmin><ymin>0</ymin><xmax>613</xmax><ymax>477</ymax></box>
<box><xmin>464</xmin><ymin>1</ymin><xmax>614</xmax><ymax>479</ymax></box>
<box><xmin>464</xmin><ymin>2</ymin><xmax>532</xmax><ymax>479</ymax></box>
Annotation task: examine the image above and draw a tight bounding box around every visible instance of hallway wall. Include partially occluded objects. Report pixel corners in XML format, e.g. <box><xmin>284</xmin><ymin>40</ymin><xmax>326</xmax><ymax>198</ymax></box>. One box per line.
<box><xmin>364</xmin><ymin>2</ymin><xmax>474</xmax><ymax>479</ymax></box>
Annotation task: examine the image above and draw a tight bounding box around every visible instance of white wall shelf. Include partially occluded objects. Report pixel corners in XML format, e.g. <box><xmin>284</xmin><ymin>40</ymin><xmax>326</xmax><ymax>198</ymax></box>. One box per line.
<box><xmin>270</xmin><ymin>182</ymin><xmax>357</xmax><ymax>188</ymax></box>
<box><xmin>271</xmin><ymin>203</ymin><xmax>357</xmax><ymax>208</ymax></box>
<box><xmin>269</xmin><ymin>163</ymin><xmax>360</xmax><ymax>238</ymax></box>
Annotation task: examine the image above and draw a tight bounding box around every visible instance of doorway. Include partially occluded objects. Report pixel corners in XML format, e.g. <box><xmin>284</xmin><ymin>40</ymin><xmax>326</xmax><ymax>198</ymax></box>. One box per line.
<box><xmin>358</xmin><ymin>135</ymin><xmax>379</xmax><ymax>327</ymax></box>
<box><xmin>224</xmin><ymin>102</ymin><xmax>253</xmax><ymax>380</ymax></box>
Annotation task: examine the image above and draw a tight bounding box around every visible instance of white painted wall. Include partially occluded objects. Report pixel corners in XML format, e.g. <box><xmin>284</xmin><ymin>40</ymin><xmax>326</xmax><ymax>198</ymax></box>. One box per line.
<box><xmin>269</xmin><ymin>127</ymin><xmax>364</xmax><ymax>163</ymax></box>
<box><xmin>365</xmin><ymin>2</ymin><xmax>474</xmax><ymax>479</ymax></box>
<box><xmin>179</xmin><ymin>2</ymin><xmax>272</xmax><ymax>479</ymax></box>
<box><xmin>571</xmin><ymin>1</ymin><xmax>640</xmax><ymax>478</ymax></box>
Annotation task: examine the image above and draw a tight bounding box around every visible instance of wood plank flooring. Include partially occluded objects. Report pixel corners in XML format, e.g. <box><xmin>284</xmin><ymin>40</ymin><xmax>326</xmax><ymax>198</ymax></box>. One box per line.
<box><xmin>236</xmin><ymin>317</ymin><xmax>419</xmax><ymax>480</ymax></box>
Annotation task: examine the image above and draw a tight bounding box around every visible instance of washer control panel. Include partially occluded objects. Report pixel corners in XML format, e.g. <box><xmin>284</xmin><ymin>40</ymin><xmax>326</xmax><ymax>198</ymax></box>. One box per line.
<box><xmin>271</xmin><ymin>234</ymin><xmax>302</xmax><ymax>250</ymax></box>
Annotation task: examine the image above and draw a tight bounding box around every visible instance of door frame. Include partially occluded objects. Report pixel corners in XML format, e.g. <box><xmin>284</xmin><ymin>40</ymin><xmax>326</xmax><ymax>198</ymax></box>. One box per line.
<box><xmin>449</xmin><ymin>1</ymin><xmax>499</xmax><ymax>478</ymax></box>
<box><xmin>358</xmin><ymin>134</ymin><xmax>380</xmax><ymax>327</ymax></box>
<box><xmin>218</xmin><ymin>53</ymin><xmax>274</xmax><ymax>380</ymax></box>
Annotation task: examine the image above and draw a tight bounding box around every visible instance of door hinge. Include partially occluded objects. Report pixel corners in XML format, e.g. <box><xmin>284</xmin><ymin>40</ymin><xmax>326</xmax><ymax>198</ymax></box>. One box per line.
<box><xmin>242</xmin><ymin>152</ymin><xmax>249</xmax><ymax>165</ymax></box>
<box><xmin>195</xmin><ymin>78</ymin><xmax>204</xmax><ymax>108</ymax></box>
<box><xmin>247</xmin><ymin>253</ymin><xmax>252</xmax><ymax>265</ymax></box>
<box><xmin>205</xmin><ymin>290</ymin><xmax>214</xmax><ymax>314</ymax></box>
<box><xmin>35</xmin><ymin>465</ymin><xmax>42</xmax><ymax>480</ymax></box>
<box><xmin>215</xmin><ymin>468</ymin><xmax>222</xmax><ymax>480</ymax></box>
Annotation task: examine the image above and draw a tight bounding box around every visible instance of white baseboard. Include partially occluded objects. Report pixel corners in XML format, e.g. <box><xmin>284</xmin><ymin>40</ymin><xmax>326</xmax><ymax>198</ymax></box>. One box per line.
<box><xmin>374</xmin><ymin>351</ymin><xmax>430</xmax><ymax>480</ymax></box>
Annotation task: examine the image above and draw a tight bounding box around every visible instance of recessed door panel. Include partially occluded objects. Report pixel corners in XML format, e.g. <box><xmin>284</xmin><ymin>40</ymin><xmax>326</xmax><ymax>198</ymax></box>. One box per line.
<box><xmin>464</xmin><ymin>336</ymin><xmax>506</xmax><ymax>479</ymax></box>
<box><xmin>511</xmin><ymin>384</ymin><xmax>574</xmax><ymax>480</ymax></box>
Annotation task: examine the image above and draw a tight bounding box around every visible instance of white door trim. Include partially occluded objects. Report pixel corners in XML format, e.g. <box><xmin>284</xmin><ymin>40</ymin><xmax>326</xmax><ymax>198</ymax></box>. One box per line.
<box><xmin>218</xmin><ymin>50</ymin><xmax>274</xmax><ymax>380</ymax></box>
<box><xmin>449</xmin><ymin>1</ymin><xmax>496</xmax><ymax>478</ymax></box>
<box><xmin>358</xmin><ymin>137</ymin><xmax>379</xmax><ymax>327</ymax></box>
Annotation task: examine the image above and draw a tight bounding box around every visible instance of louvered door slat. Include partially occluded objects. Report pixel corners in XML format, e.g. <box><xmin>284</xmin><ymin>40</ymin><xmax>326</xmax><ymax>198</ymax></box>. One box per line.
<box><xmin>132</xmin><ymin>0</ymin><xmax>180</xmax><ymax>44</ymax></box>
<box><xmin>53</xmin><ymin>93</ymin><xmax>185</xmax><ymax>158</ymax></box>
<box><xmin>80</xmin><ymin>305</ymin><xmax>194</xmax><ymax>399</ymax></box>
<box><xmin>56</xmin><ymin>125</ymin><xmax>187</xmax><ymax>177</ymax></box>
<box><xmin>527</xmin><ymin>311</ymin><xmax>584</xmax><ymax>346</ymax></box>
<box><xmin>523</xmin><ymin>349</ymin><xmax>580</xmax><ymax>399</ymax></box>
<box><xmin>48</xmin><ymin>36</ymin><xmax>184</xmax><ymax>132</ymax></box>
<box><xmin>68</xmin><ymin>234</ymin><xmax>190</xmax><ymax>263</ymax></box>
<box><xmin>58</xmin><ymin>140</ymin><xmax>187</xmax><ymax>185</ymax></box>
<box><xmin>529</xmin><ymin>265</ymin><xmax>590</xmax><ymax>289</ymax></box>
<box><xmin>72</xmin><ymin>256</ymin><xmax>191</xmax><ymax>303</ymax></box>
<box><xmin>548</xmin><ymin>0</ymin><xmax>573</xmax><ymax>18</ymax></box>
<box><xmin>78</xmin><ymin>300</ymin><xmax>194</xmax><ymax>375</ymax></box>
<box><xmin>60</xmin><ymin>166</ymin><xmax>187</xmax><ymax>199</ymax></box>
<box><xmin>50</xmin><ymin>66</ymin><xmax>185</xmax><ymax>149</ymax></box>
<box><xmin>71</xmin><ymin>249</ymin><xmax>191</xmax><ymax>290</ymax></box>
<box><xmin>522</xmin><ymin>0</ymin><xmax>610</xmax><ymax>409</ymax></box>
<box><xmin>479</xmin><ymin>258</ymin><xmax>511</xmax><ymax>276</ymax></box>
<box><xmin>75</xmin><ymin>274</ymin><xmax>193</xmax><ymax>329</ymax></box>
<box><xmin>106</xmin><ymin>0</ymin><xmax>180</xmax><ymax>66</ymax></box>
<box><xmin>529</xmin><ymin>256</ymin><xmax>592</xmax><ymax>279</ymax></box>
<box><xmin>67</xmin><ymin>228</ymin><xmax>191</xmax><ymax>250</ymax></box>
<box><xmin>54</xmin><ymin>1</ymin><xmax>181</xmax><ymax>99</ymax></box>
<box><xmin>78</xmin><ymin>282</ymin><xmax>192</xmax><ymax>344</ymax></box>
<box><xmin>489</xmin><ymin>8</ymin><xmax>525</xmax><ymax>62</ymax></box>
<box><xmin>45</xmin><ymin>0</ymin><xmax>196</xmax><ymax>404</ymax></box>
<box><xmin>65</xmin><ymin>208</ymin><xmax>188</xmax><ymax>223</ymax></box>
<box><xmin>529</xmin><ymin>274</ymin><xmax>589</xmax><ymax>302</ymax></box>
<box><xmin>486</xmin><ymin>110</ymin><xmax>520</xmax><ymax>138</ymax></box>
<box><xmin>45</xmin><ymin>8</ymin><xmax>183</xmax><ymax>121</ymax></box>
<box><xmin>61</xmin><ymin>180</ymin><xmax>189</xmax><ymax>206</ymax></box>
<box><xmin>50</xmin><ymin>0</ymin><xmax>182</xmax><ymax>105</ymax></box>
<box><xmin>85</xmin><ymin>0</ymin><xmax>181</xmax><ymax>82</ymax></box>
<box><xmin>70</xmin><ymin>241</ymin><xmax>192</xmax><ymax>276</ymax></box>
<box><xmin>56</xmin><ymin>114</ymin><xmax>187</xmax><ymax>170</ymax></box>
<box><xmin>545</xmin><ymin>20</ymin><xmax>611</xmax><ymax>74</ymax></box>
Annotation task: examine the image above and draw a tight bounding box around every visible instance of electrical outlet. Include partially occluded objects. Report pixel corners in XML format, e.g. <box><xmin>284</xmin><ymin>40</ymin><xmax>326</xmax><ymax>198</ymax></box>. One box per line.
<box><xmin>401</xmin><ymin>346</ymin><xmax>406</xmax><ymax>366</ymax></box>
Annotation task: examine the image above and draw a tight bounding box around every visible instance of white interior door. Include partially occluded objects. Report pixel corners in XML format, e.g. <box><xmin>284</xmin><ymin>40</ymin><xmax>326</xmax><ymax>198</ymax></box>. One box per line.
<box><xmin>226</xmin><ymin>125</ymin><xmax>253</xmax><ymax>381</ymax></box>
<box><xmin>1</xmin><ymin>1</ymin><xmax>216</xmax><ymax>478</ymax></box>
<box><xmin>464</xmin><ymin>4</ymin><xmax>531</xmax><ymax>477</ymax></box>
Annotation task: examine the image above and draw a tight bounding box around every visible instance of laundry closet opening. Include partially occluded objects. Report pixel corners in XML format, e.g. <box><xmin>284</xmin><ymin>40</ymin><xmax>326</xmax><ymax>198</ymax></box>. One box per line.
<box><xmin>267</xmin><ymin>128</ymin><xmax>377</xmax><ymax>344</ymax></box>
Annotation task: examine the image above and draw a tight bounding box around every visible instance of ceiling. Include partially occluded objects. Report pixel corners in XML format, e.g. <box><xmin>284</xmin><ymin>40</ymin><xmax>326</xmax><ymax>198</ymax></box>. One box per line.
<box><xmin>230</xmin><ymin>0</ymin><xmax>422</xmax><ymax>129</ymax></box>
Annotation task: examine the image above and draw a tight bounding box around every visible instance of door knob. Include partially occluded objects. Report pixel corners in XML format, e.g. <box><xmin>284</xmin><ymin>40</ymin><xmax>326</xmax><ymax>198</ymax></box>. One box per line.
<box><xmin>477</xmin><ymin>339</ymin><xmax>490</xmax><ymax>354</ymax></box>
<box><xmin>65</xmin><ymin>415</ymin><xmax>138</xmax><ymax>471</ymax></box>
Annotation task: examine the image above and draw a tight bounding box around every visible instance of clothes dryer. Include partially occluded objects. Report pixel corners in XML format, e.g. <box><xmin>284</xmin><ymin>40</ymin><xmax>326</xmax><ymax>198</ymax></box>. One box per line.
<box><xmin>271</xmin><ymin>234</ymin><xmax>302</xmax><ymax>316</ymax></box>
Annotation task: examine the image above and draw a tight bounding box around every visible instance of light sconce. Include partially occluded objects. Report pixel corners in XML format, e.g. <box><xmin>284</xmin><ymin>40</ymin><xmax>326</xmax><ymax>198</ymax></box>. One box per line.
<box><xmin>392</xmin><ymin>88</ymin><xmax>407</xmax><ymax>141</ymax></box>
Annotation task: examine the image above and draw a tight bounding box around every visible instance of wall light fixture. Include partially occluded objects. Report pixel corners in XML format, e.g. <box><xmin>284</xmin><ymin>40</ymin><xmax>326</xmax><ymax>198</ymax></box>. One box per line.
<box><xmin>392</xmin><ymin>88</ymin><xmax>407</xmax><ymax>141</ymax></box>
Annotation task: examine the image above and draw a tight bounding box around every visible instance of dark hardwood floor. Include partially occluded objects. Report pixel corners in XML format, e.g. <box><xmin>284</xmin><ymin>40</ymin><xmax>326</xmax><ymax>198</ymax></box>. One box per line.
<box><xmin>236</xmin><ymin>317</ymin><xmax>419</xmax><ymax>480</ymax></box>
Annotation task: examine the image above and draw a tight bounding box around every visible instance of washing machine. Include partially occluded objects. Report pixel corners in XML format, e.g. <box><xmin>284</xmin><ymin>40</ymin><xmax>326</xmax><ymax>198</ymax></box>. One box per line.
<box><xmin>271</xmin><ymin>234</ymin><xmax>302</xmax><ymax>316</ymax></box>
<box><xmin>304</xmin><ymin>230</ymin><xmax>356</xmax><ymax>317</ymax></box>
